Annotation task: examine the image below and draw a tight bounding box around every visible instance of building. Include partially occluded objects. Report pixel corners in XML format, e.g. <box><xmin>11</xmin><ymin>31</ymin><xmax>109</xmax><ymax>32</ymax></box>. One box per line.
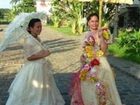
<box><xmin>35</xmin><ymin>0</ymin><xmax>52</xmax><ymax>16</ymax></box>
<box><xmin>118</xmin><ymin>0</ymin><xmax>140</xmax><ymax>29</ymax></box>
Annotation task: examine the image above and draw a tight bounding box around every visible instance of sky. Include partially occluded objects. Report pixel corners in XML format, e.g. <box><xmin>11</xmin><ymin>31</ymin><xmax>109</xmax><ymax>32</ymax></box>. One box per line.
<box><xmin>0</xmin><ymin>0</ymin><xmax>12</xmax><ymax>9</ymax></box>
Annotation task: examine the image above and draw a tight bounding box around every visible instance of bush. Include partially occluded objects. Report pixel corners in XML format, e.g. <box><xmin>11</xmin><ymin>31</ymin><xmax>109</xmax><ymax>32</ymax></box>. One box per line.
<box><xmin>109</xmin><ymin>30</ymin><xmax>140</xmax><ymax>63</ymax></box>
<box><xmin>116</xmin><ymin>31</ymin><xmax>140</xmax><ymax>56</ymax></box>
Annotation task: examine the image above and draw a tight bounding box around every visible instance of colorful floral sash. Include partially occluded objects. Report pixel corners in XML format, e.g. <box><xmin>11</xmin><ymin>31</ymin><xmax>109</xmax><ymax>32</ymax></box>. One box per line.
<box><xmin>79</xmin><ymin>31</ymin><xmax>111</xmax><ymax>105</ymax></box>
<box><xmin>79</xmin><ymin>34</ymin><xmax>104</xmax><ymax>82</ymax></box>
<box><xmin>79</xmin><ymin>28</ymin><xmax>111</xmax><ymax>82</ymax></box>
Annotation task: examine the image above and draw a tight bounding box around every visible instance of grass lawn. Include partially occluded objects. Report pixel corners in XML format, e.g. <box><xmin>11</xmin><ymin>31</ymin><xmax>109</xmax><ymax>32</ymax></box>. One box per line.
<box><xmin>46</xmin><ymin>25</ymin><xmax>77</xmax><ymax>36</ymax></box>
<box><xmin>108</xmin><ymin>43</ymin><xmax>140</xmax><ymax>64</ymax></box>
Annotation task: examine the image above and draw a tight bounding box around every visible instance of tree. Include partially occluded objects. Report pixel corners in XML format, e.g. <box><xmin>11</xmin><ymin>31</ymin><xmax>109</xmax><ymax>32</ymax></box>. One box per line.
<box><xmin>11</xmin><ymin>0</ymin><xmax>36</xmax><ymax>15</ymax></box>
<box><xmin>51</xmin><ymin>0</ymin><xmax>85</xmax><ymax>34</ymax></box>
<box><xmin>51</xmin><ymin>0</ymin><xmax>68</xmax><ymax>27</ymax></box>
<box><xmin>0</xmin><ymin>9</ymin><xmax>13</xmax><ymax>23</ymax></box>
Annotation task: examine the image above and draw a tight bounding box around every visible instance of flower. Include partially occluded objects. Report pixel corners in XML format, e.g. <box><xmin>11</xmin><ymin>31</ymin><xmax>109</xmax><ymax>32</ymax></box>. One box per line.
<box><xmin>96</xmin><ymin>50</ymin><xmax>104</xmax><ymax>57</ymax></box>
<box><xmin>79</xmin><ymin>69</ymin><xmax>88</xmax><ymax>81</ymax></box>
<box><xmin>79</xmin><ymin>63</ymin><xmax>99</xmax><ymax>82</ymax></box>
<box><xmin>88</xmin><ymin>68</ymin><xmax>98</xmax><ymax>82</ymax></box>
<box><xmin>90</xmin><ymin>59</ymin><xmax>100</xmax><ymax>67</ymax></box>
<box><xmin>87</xmin><ymin>35</ymin><xmax>95</xmax><ymax>46</ymax></box>
<box><xmin>84</xmin><ymin>45</ymin><xmax>94</xmax><ymax>59</ymax></box>
<box><xmin>82</xmin><ymin>64</ymin><xmax>90</xmax><ymax>70</ymax></box>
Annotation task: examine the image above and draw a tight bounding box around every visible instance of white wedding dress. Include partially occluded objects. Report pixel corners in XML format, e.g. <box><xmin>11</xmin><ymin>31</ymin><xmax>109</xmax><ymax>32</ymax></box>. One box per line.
<box><xmin>6</xmin><ymin>34</ymin><xmax>65</xmax><ymax>105</ymax></box>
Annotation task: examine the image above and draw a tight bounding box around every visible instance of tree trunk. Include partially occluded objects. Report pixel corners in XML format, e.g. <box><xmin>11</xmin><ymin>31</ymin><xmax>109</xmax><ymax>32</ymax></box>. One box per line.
<box><xmin>113</xmin><ymin>4</ymin><xmax>119</xmax><ymax>36</ymax></box>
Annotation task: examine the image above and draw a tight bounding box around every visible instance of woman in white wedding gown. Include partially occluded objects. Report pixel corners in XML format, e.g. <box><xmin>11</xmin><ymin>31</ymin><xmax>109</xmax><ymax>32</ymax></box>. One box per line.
<box><xmin>5</xmin><ymin>16</ymin><xmax>65</xmax><ymax>105</ymax></box>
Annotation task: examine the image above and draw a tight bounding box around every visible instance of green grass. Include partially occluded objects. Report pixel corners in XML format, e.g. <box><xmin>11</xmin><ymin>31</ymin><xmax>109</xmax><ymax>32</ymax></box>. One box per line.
<box><xmin>108</xmin><ymin>43</ymin><xmax>140</xmax><ymax>64</ymax></box>
<box><xmin>123</xmin><ymin>55</ymin><xmax>140</xmax><ymax>64</ymax></box>
<box><xmin>108</xmin><ymin>43</ymin><xmax>126</xmax><ymax>57</ymax></box>
<box><xmin>47</xmin><ymin>25</ymin><xmax>77</xmax><ymax>36</ymax></box>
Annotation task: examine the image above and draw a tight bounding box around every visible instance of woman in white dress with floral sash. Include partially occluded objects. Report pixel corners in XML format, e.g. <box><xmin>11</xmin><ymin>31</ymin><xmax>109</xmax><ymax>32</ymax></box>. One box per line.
<box><xmin>70</xmin><ymin>13</ymin><xmax>122</xmax><ymax>105</ymax></box>
<box><xmin>0</xmin><ymin>13</ymin><xmax>65</xmax><ymax>105</ymax></box>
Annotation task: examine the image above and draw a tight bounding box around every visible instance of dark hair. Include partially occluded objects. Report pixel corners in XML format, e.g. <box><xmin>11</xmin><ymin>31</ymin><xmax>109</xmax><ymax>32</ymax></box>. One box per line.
<box><xmin>87</xmin><ymin>13</ymin><xmax>99</xmax><ymax>23</ymax></box>
<box><xmin>27</xmin><ymin>18</ymin><xmax>41</xmax><ymax>33</ymax></box>
<box><xmin>28</xmin><ymin>18</ymin><xmax>41</xmax><ymax>28</ymax></box>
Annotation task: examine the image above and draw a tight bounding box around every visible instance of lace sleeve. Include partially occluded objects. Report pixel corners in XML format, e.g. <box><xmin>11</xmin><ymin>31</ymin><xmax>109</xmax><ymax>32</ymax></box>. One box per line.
<box><xmin>82</xmin><ymin>31</ymin><xmax>90</xmax><ymax>48</ymax></box>
<box><xmin>23</xmin><ymin>36</ymin><xmax>43</xmax><ymax>58</ymax></box>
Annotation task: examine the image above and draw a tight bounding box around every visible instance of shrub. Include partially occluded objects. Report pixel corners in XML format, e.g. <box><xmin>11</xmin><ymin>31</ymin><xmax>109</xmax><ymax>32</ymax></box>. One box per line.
<box><xmin>116</xmin><ymin>31</ymin><xmax>140</xmax><ymax>56</ymax></box>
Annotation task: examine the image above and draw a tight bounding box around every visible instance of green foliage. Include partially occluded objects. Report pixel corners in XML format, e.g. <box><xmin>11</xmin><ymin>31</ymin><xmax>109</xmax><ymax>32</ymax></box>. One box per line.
<box><xmin>116</xmin><ymin>31</ymin><xmax>140</xmax><ymax>56</ymax></box>
<box><xmin>103</xmin><ymin>3</ymin><xmax>115</xmax><ymax>24</ymax></box>
<box><xmin>108</xmin><ymin>43</ymin><xmax>126</xmax><ymax>57</ymax></box>
<box><xmin>50</xmin><ymin>0</ymin><xmax>116</xmax><ymax>34</ymax></box>
<box><xmin>0</xmin><ymin>9</ymin><xmax>13</xmax><ymax>23</ymax></box>
<box><xmin>67</xmin><ymin>1</ymin><xmax>84</xmax><ymax>34</ymax></box>
<box><xmin>0</xmin><ymin>0</ymin><xmax>36</xmax><ymax>23</ymax></box>
<box><xmin>51</xmin><ymin>0</ymin><xmax>68</xmax><ymax>27</ymax></box>
<box><xmin>109</xmin><ymin>30</ymin><xmax>140</xmax><ymax>63</ymax></box>
<box><xmin>47</xmin><ymin>25</ymin><xmax>75</xmax><ymax>36</ymax></box>
<box><xmin>0</xmin><ymin>9</ymin><xmax>11</xmax><ymax>18</ymax></box>
<box><xmin>83</xmin><ymin>0</ymin><xmax>99</xmax><ymax>17</ymax></box>
<box><xmin>51</xmin><ymin>0</ymin><xmax>84</xmax><ymax>34</ymax></box>
<box><xmin>12</xmin><ymin>0</ymin><xmax>36</xmax><ymax>15</ymax></box>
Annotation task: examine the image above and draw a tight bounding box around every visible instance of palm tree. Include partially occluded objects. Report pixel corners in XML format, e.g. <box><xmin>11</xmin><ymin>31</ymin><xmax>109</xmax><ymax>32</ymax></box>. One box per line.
<box><xmin>51</xmin><ymin>0</ymin><xmax>84</xmax><ymax>34</ymax></box>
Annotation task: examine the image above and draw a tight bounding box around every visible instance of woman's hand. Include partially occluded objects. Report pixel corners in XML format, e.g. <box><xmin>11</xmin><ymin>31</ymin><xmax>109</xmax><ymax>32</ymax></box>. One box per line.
<box><xmin>44</xmin><ymin>50</ymin><xmax>51</xmax><ymax>56</ymax></box>
<box><xmin>27</xmin><ymin>49</ymin><xmax>51</xmax><ymax>61</ymax></box>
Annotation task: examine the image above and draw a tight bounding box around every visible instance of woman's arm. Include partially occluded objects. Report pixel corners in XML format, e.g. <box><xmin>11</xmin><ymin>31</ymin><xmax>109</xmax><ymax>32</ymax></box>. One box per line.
<box><xmin>100</xmin><ymin>33</ymin><xmax>108</xmax><ymax>54</ymax></box>
<box><xmin>27</xmin><ymin>50</ymin><xmax>51</xmax><ymax>61</ymax></box>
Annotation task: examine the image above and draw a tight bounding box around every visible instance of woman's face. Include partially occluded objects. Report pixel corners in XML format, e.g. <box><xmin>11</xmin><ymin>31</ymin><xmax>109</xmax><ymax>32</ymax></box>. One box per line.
<box><xmin>30</xmin><ymin>21</ymin><xmax>42</xmax><ymax>36</ymax></box>
<box><xmin>88</xmin><ymin>16</ymin><xmax>99</xmax><ymax>30</ymax></box>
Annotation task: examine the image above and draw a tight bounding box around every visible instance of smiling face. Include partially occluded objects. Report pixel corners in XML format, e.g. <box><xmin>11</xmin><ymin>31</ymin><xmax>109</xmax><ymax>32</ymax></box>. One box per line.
<box><xmin>88</xmin><ymin>15</ymin><xmax>99</xmax><ymax>31</ymax></box>
<box><xmin>28</xmin><ymin>18</ymin><xmax>42</xmax><ymax>37</ymax></box>
<box><xmin>30</xmin><ymin>21</ymin><xmax>42</xmax><ymax>36</ymax></box>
